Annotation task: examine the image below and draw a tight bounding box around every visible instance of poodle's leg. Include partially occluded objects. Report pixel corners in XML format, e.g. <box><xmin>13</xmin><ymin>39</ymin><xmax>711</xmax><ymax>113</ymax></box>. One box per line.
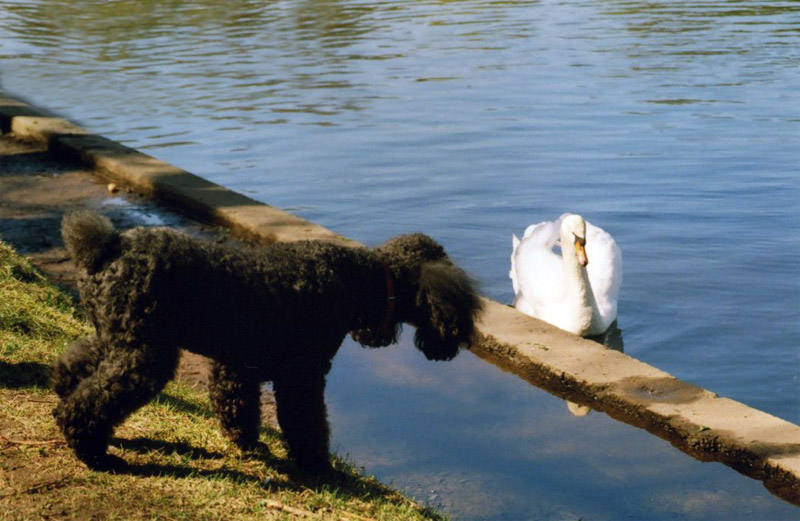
<box><xmin>51</xmin><ymin>336</ymin><xmax>105</xmax><ymax>399</ymax></box>
<box><xmin>273</xmin><ymin>366</ymin><xmax>331</xmax><ymax>473</ymax></box>
<box><xmin>52</xmin><ymin>343</ymin><xmax>179</xmax><ymax>469</ymax></box>
<box><xmin>208</xmin><ymin>361</ymin><xmax>261</xmax><ymax>450</ymax></box>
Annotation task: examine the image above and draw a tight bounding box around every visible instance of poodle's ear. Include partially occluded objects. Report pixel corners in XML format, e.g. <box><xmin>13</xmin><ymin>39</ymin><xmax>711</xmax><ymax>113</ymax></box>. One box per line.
<box><xmin>413</xmin><ymin>261</ymin><xmax>482</xmax><ymax>361</ymax></box>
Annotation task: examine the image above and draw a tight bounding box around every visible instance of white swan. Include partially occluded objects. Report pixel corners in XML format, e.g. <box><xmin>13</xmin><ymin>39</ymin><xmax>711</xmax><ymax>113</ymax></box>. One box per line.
<box><xmin>510</xmin><ymin>214</ymin><xmax>621</xmax><ymax>337</ymax></box>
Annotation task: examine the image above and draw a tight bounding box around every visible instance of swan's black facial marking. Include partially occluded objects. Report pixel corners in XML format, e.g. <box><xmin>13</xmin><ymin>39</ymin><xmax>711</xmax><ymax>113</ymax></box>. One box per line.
<box><xmin>573</xmin><ymin>233</ymin><xmax>586</xmax><ymax>247</ymax></box>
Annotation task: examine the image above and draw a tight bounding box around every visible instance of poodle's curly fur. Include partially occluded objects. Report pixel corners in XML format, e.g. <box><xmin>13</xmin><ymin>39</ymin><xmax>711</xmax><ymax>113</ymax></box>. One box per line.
<box><xmin>52</xmin><ymin>212</ymin><xmax>481</xmax><ymax>472</ymax></box>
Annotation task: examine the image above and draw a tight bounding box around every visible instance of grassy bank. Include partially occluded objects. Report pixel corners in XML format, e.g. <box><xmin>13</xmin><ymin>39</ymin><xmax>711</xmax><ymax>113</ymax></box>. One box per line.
<box><xmin>0</xmin><ymin>241</ymin><xmax>444</xmax><ymax>520</ymax></box>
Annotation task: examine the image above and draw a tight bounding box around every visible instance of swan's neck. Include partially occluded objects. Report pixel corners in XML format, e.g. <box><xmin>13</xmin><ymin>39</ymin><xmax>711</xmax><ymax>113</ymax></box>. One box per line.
<box><xmin>562</xmin><ymin>240</ymin><xmax>601</xmax><ymax>334</ymax></box>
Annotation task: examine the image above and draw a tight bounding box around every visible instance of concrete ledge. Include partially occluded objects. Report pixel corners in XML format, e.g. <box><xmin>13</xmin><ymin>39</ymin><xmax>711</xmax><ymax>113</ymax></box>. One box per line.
<box><xmin>2</xmin><ymin>92</ymin><xmax>798</xmax><ymax>506</ymax></box>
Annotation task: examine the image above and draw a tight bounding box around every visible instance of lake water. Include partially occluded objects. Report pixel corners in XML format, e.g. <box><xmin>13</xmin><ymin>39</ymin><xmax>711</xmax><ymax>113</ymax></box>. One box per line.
<box><xmin>1</xmin><ymin>0</ymin><xmax>798</xmax><ymax>519</ymax></box>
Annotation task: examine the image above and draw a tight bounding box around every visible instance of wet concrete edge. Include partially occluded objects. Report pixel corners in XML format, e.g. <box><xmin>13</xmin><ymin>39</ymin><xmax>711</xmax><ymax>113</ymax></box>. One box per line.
<box><xmin>1</xmin><ymin>91</ymin><xmax>798</xmax><ymax>506</ymax></box>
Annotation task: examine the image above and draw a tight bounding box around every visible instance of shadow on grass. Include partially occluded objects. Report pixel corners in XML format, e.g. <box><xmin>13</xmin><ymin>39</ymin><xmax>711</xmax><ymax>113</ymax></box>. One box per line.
<box><xmin>111</xmin><ymin>436</ymin><xmax>227</xmax><ymax>461</ymax></box>
<box><xmin>0</xmin><ymin>360</ymin><xmax>51</xmax><ymax>389</ymax></box>
<box><xmin>105</xmin><ymin>432</ymin><xmax>431</xmax><ymax>515</ymax></box>
<box><xmin>151</xmin><ymin>391</ymin><xmax>215</xmax><ymax>419</ymax></box>
<box><xmin>108</xmin><ymin>436</ymin><xmax>316</xmax><ymax>493</ymax></box>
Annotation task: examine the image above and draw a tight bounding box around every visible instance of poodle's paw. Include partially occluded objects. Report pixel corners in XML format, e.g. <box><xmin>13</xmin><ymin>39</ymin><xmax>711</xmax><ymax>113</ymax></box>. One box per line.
<box><xmin>224</xmin><ymin>428</ymin><xmax>260</xmax><ymax>452</ymax></box>
<box><xmin>237</xmin><ymin>439</ymin><xmax>270</xmax><ymax>457</ymax></box>
<box><xmin>294</xmin><ymin>454</ymin><xmax>334</xmax><ymax>476</ymax></box>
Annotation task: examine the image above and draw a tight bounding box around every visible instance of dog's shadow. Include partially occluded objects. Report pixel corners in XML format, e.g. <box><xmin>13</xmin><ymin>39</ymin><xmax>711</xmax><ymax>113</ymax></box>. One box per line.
<box><xmin>107</xmin><ymin>434</ymin><xmax>398</xmax><ymax>501</ymax></box>
<box><xmin>0</xmin><ymin>360</ymin><xmax>51</xmax><ymax>389</ymax></box>
<box><xmin>106</xmin><ymin>389</ymin><xmax>291</xmax><ymax>479</ymax></box>
<box><xmin>105</xmin><ymin>395</ymin><xmax>399</xmax><ymax>502</ymax></box>
<box><xmin>108</xmin><ymin>436</ymin><xmax>292</xmax><ymax>485</ymax></box>
<box><xmin>149</xmin><ymin>392</ymin><xmax>215</xmax><ymax>419</ymax></box>
<box><xmin>109</xmin><ymin>430</ymin><xmax>410</xmax><ymax>508</ymax></box>
<box><xmin>111</xmin><ymin>436</ymin><xmax>226</xmax><ymax>461</ymax></box>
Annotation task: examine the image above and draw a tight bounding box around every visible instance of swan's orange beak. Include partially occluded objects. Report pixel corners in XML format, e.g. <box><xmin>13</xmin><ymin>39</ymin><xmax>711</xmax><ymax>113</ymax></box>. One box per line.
<box><xmin>574</xmin><ymin>236</ymin><xmax>588</xmax><ymax>266</ymax></box>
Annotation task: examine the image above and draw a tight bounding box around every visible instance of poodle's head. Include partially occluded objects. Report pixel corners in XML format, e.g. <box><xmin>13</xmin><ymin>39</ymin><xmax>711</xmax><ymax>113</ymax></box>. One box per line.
<box><xmin>352</xmin><ymin>234</ymin><xmax>482</xmax><ymax>361</ymax></box>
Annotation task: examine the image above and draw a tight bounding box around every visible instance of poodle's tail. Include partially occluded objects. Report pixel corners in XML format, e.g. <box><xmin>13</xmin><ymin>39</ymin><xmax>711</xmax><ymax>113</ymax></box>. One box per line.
<box><xmin>61</xmin><ymin>211</ymin><xmax>121</xmax><ymax>274</ymax></box>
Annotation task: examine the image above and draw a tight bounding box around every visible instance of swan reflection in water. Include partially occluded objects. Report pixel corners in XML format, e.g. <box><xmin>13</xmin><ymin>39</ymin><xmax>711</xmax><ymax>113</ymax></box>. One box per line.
<box><xmin>566</xmin><ymin>321</ymin><xmax>624</xmax><ymax>417</ymax></box>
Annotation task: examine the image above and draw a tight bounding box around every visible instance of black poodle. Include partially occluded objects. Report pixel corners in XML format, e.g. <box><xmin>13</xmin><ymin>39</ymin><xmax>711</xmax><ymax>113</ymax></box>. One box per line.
<box><xmin>52</xmin><ymin>212</ymin><xmax>481</xmax><ymax>472</ymax></box>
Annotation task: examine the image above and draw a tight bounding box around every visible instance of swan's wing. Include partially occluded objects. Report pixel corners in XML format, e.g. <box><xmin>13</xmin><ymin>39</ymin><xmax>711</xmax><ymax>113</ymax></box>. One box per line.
<box><xmin>521</xmin><ymin>220</ymin><xmax>559</xmax><ymax>243</ymax></box>
<box><xmin>585</xmin><ymin>221</ymin><xmax>622</xmax><ymax>320</ymax></box>
<box><xmin>510</xmin><ymin>222</ymin><xmax>566</xmax><ymax>316</ymax></box>
<box><xmin>511</xmin><ymin>221</ymin><xmax>557</xmax><ymax>295</ymax></box>
<box><xmin>511</xmin><ymin>221</ymin><xmax>557</xmax><ymax>294</ymax></box>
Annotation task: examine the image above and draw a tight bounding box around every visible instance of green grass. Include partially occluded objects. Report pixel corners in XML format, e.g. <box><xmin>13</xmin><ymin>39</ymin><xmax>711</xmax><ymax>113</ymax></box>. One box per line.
<box><xmin>0</xmin><ymin>241</ymin><xmax>445</xmax><ymax>520</ymax></box>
